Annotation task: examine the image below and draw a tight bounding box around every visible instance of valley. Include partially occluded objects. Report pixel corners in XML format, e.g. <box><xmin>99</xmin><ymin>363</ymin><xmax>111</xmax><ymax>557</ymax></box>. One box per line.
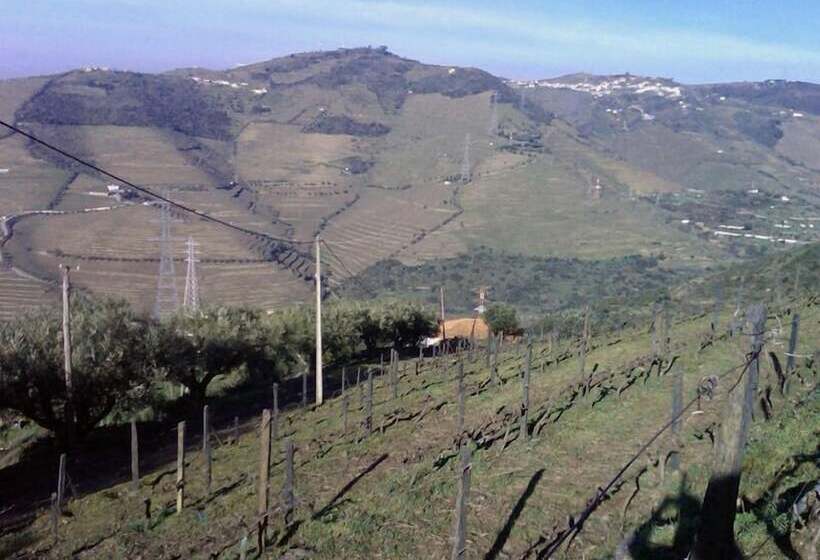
<box><xmin>0</xmin><ymin>47</ymin><xmax>818</xmax><ymax>319</ymax></box>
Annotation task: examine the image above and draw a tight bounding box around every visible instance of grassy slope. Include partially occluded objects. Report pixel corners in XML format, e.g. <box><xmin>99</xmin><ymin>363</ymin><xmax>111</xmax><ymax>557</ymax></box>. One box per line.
<box><xmin>4</xmin><ymin>299</ymin><xmax>817</xmax><ymax>559</ymax></box>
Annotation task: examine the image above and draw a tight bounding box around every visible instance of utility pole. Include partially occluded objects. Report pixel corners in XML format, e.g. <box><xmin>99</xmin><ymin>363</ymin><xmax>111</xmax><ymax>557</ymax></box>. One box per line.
<box><xmin>61</xmin><ymin>265</ymin><xmax>75</xmax><ymax>446</ymax></box>
<box><xmin>315</xmin><ymin>236</ymin><xmax>323</xmax><ymax>406</ymax></box>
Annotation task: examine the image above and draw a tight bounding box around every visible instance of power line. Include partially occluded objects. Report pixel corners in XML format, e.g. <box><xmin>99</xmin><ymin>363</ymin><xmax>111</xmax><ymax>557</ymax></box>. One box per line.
<box><xmin>0</xmin><ymin>119</ymin><xmax>383</xmax><ymax>296</ymax></box>
<box><xmin>0</xmin><ymin>119</ymin><xmax>313</xmax><ymax>246</ymax></box>
<box><xmin>319</xmin><ymin>240</ymin><xmax>378</xmax><ymax>298</ymax></box>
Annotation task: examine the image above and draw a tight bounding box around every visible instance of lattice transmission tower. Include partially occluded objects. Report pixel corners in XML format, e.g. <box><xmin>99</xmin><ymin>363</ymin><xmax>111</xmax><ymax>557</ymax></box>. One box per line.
<box><xmin>488</xmin><ymin>92</ymin><xmax>498</xmax><ymax>136</ymax></box>
<box><xmin>153</xmin><ymin>203</ymin><xmax>179</xmax><ymax>319</ymax></box>
<box><xmin>183</xmin><ymin>236</ymin><xmax>200</xmax><ymax>311</ymax></box>
<box><xmin>460</xmin><ymin>133</ymin><xmax>471</xmax><ymax>184</ymax></box>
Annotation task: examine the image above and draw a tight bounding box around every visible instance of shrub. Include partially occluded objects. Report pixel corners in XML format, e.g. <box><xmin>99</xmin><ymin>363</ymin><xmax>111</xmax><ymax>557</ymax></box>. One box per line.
<box><xmin>0</xmin><ymin>297</ymin><xmax>152</xmax><ymax>442</ymax></box>
<box><xmin>484</xmin><ymin>303</ymin><xmax>519</xmax><ymax>335</ymax></box>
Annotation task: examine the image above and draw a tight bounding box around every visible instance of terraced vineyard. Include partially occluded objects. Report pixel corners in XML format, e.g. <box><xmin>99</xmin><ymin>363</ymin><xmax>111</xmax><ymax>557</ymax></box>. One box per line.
<box><xmin>1</xmin><ymin>297</ymin><xmax>816</xmax><ymax>559</ymax></box>
<box><xmin>2</xmin><ymin>47</ymin><xmax>820</xmax><ymax>317</ymax></box>
<box><xmin>4</xmin><ymin>205</ymin><xmax>312</xmax><ymax>314</ymax></box>
<box><xmin>0</xmin><ymin>268</ymin><xmax>54</xmax><ymax>321</ymax></box>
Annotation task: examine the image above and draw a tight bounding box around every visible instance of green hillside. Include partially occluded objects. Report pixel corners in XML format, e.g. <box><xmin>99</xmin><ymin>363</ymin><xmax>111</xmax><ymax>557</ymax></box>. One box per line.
<box><xmin>0</xmin><ymin>47</ymin><xmax>819</xmax><ymax>320</ymax></box>
<box><xmin>1</xmin><ymin>294</ymin><xmax>816</xmax><ymax>559</ymax></box>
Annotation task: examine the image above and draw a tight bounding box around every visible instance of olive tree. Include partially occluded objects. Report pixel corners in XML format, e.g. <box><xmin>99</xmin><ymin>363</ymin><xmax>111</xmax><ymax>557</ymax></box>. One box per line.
<box><xmin>151</xmin><ymin>306</ymin><xmax>274</xmax><ymax>405</ymax></box>
<box><xmin>0</xmin><ymin>297</ymin><xmax>152</xmax><ymax>442</ymax></box>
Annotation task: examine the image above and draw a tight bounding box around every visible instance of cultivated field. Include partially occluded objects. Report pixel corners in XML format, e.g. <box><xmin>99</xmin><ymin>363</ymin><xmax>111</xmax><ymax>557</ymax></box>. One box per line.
<box><xmin>2</xmin><ymin>297</ymin><xmax>816</xmax><ymax>559</ymax></box>
<box><xmin>0</xmin><ymin>268</ymin><xmax>54</xmax><ymax>322</ymax></box>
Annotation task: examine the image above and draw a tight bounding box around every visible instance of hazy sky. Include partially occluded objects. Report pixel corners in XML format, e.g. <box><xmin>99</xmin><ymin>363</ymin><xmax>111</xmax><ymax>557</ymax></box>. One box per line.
<box><xmin>3</xmin><ymin>0</ymin><xmax>820</xmax><ymax>83</ymax></box>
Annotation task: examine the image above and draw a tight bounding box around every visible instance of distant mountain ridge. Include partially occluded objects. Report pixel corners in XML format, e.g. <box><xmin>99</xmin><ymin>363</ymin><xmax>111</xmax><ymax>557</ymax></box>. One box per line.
<box><xmin>0</xmin><ymin>46</ymin><xmax>818</xmax><ymax>316</ymax></box>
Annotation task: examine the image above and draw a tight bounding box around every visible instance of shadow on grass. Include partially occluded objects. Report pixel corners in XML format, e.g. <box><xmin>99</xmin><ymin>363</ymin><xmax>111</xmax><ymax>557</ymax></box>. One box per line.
<box><xmin>313</xmin><ymin>453</ymin><xmax>389</xmax><ymax>520</ymax></box>
<box><xmin>623</xmin><ymin>474</ymin><xmax>702</xmax><ymax>559</ymax></box>
<box><xmin>485</xmin><ymin>468</ymin><xmax>544</xmax><ymax>560</ymax></box>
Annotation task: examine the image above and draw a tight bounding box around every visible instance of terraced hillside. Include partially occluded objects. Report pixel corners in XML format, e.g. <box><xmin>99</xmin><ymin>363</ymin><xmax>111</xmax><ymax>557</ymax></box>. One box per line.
<box><xmin>1</xmin><ymin>48</ymin><xmax>820</xmax><ymax>317</ymax></box>
<box><xmin>1</xmin><ymin>295</ymin><xmax>816</xmax><ymax>559</ymax></box>
<box><xmin>0</xmin><ymin>268</ymin><xmax>54</xmax><ymax>322</ymax></box>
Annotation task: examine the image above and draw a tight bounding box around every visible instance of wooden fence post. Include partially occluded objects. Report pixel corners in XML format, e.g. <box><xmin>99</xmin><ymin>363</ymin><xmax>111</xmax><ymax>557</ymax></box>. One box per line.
<box><xmin>450</xmin><ymin>445</ymin><xmax>472</xmax><ymax>560</ymax></box>
<box><xmin>579</xmin><ymin>306</ymin><xmax>590</xmax><ymax>378</ymax></box>
<box><xmin>365</xmin><ymin>369</ymin><xmax>374</xmax><ymax>436</ymax></box>
<box><xmin>130</xmin><ymin>420</ymin><xmax>139</xmax><ymax>492</ymax></box>
<box><xmin>56</xmin><ymin>453</ymin><xmax>66</xmax><ymax>512</ymax></box>
<box><xmin>176</xmin><ymin>421</ymin><xmax>185</xmax><ymax>514</ymax></box>
<box><xmin>272</xmin><ymin>383</ymin><xmax>279</xmax><ymax>441</ymax></box>
<box><xmin>203</xmin><ymin>405</ymin><xmax>212</xmax><ymax>495</ymax></box>
<box><xmin>391</xmin><ymin>349</ymin><xmax>399</xmax><ymax>400</ymax></box>
<box><xmin>456</xmin><ymin>361</ymin><xmax>465</xmax><ymax>439</ymax></box>
<box><xmin>669</xmin><ymin>365</ymin><xmax>683</xmax><ymax>472</ymax></box>
<box><xmin>357</xmin><ymin>367</ymin><xmax>363</xmax><ymax>410</ymax></box>
<box><xmin>651</xmin><ymin>302</ymin><xmax>660</xmax><ymax>359</ymax></box>
<box><xmin>342</xmin><ymin>391</ymin><xmax>349</xmax><ymax>436</ymax></box>
<box><xmin>661</xmin><ymin>301</ymin><xmax>670</xmax><ymax>364</ymax></box>
<box><xmin>232</xmin><ymin>416</ymin><xmax>239</xmax><ymax>445</ymax></box>
<box><xmin>691</xmin><ymin>304</ymin><xmax>766</xmax><ymax>560</ymax></box>
<box><xmin>283</xmin><ymin>438</ymin><xmax>296</xmax><ymax>524</ymax></box>
<box><xmin>520</xmin><ymin>343</ymin><xmax>532</xmax><ymax>442</ymax></box>
<box><xmin>490</xmin><ymin>335</ymin><xmax>499</xmax><ymax>386</ymax></box>
<box><xmin>786</xmin><ymin>313</ymin><xmax>800</xmax><ymax>373</ymax></box>
<box><xmin>257</xmin><ymin>409</ymin><xmax>271</xmax><ymax>552</ymax></box>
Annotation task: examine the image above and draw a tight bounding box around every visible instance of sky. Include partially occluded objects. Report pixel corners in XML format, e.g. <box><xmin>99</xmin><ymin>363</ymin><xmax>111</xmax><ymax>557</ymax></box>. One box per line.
<box><xmin>2</xmin><ymin>0</ymin><xmax>820</xmax><ymax>83</ymax></box>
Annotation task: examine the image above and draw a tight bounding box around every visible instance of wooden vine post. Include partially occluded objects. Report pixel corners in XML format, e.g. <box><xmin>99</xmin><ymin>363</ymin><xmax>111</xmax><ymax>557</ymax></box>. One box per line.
<box><xmin>786</xmin><ymin>313</ymin><xmax>800</xmax><ymax>373</ymax></box>
<box><xmin>203</xmin><ymin>405</ymin><xmax>212</xmax><ymax>495</ymax></box>
<box><xmin>282</xmin><ymin>439</ymin><xmax>296</xmax><ymax>524</ymax></box>
<box><xmin>130</xmin><ymin>420</ymin><xmax>139</xmax><ymax>492</ymax></box>
<box><xmin>691</xmin><ymin>304</ymin><xmax>766</xmax><ymax>560</ymax></box>
<box><xmin>456</xmin><ymin>361</ymin><xmax>466</xmax><ymax>439</ymax></box>
<box><xmin>176</xmin><ymin>421</ymin><xmax>185</xmax><ymax>514</ymax></box>
<box><xmin>256</xmin><ymin>409</ymin><xmax>272</xmax><ymax>552</ymax></box>
<box><xmin>670</xmin><ymin>364</ymin><xmax>683</xmax><ymax>472</ymax></box>
<box><xmin>272</xmin><ymin>382</ymin><xmax>279</xmax><ymax>441</ymax></box>
<box><xmin>579</xmin><ymin>306</ymin><xmax>589</xmax><ymax>379</ymax></box>
<box><xmin>56</xmin><ymin>453</ymin><xmax>67</xmax><ymax>512</ymax></box>
<box><xmin>520</xmin><ymin>342</ymin><xmax>532</xmax><ymax>443</ymax></box>
<box><xmin>450</xmin><ymin>445</ymin><xmax>472</xmax><ymax>560</ymax></box>
<box><xmin>365</xmin><ymin>369</ymin><xmax>374</xmax><ymax>436</ymax></box>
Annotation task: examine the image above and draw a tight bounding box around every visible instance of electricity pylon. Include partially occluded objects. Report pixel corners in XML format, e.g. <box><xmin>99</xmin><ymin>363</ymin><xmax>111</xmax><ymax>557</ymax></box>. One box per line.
<box><xmin>153</xmin><ymin>203</ymin><xmax>179</xmax><ymax>319</ymax></box>
<box><xmin>183</xmin><ymin>236</ymin><xmax>200</xmax><ymax>312</ymax></box>
<box><xmin>488</xmin><ymin>92</ymin><xmax>498</xmax><ymax>136</ymax></box>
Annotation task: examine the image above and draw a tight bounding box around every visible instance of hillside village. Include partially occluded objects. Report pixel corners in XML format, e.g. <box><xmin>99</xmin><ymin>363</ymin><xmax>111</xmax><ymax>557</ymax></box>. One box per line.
<box><xmin>0</xmin><ymin>41</ymin><xmax>818</xmax><ymax>560</ymax></box>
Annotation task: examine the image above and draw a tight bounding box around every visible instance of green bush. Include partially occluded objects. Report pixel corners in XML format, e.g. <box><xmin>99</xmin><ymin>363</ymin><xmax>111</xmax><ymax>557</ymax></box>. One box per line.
<box><xmin>0</xmin><ymin>297</ymin><xmax>152</xmax><ymax>442</ymax></box>
<box><xmin>484</xmin><ymin>303</ymin><xmax>519</xmax><ymax>335</ymax></box>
